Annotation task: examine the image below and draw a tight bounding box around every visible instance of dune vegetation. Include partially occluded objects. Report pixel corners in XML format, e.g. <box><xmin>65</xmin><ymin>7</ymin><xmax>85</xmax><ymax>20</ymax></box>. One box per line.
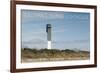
<box><xmin>21</xmin><ymin>48</ymin><xmax>90</xmax><ymax>63</ymax></box>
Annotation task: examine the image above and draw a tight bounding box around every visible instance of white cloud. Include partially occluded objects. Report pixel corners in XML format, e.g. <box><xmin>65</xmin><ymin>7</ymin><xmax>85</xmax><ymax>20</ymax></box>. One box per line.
<box><xmin>22</xmin><ymin>38</ymin><xmax>47</xmax><ymax>49</ymax></box>
<box><xmin>21</xmin><ymin>10</ymin><xmax>64</xmax><ymax>22</ymax></box>
<box><xmin>32</xmin><ymin>11</ymin><xmax>64</xmax><ymax>20</ymax></box>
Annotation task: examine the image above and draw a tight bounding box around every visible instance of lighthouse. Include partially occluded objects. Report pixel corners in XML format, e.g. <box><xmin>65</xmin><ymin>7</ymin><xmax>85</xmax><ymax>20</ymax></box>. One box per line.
<box><xmin>46</xmin><ymin>24</ymin><xmax>52</xmax><ymax>49</ymax></box>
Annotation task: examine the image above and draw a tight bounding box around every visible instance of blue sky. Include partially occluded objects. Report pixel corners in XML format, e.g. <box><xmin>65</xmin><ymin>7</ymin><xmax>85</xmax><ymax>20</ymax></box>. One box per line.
<box><xmin>21</xmin><ymin>10</ymin><xmax>90</xmax><ymax>51</ymax></box>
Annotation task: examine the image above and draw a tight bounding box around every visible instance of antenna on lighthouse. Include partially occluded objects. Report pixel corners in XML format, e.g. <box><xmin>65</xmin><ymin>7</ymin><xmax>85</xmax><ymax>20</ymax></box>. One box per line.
<box><xmin>46</xmin><ymin>24</ymin><xmax>52</xmax><ymax>49</ymax></box>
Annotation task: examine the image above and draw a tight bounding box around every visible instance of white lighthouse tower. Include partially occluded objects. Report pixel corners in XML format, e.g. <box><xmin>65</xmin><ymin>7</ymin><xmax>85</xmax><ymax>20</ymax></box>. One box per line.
<box><xmin>46</xmin><ymin>24</ymin><xmax>52</xmax><ymax>49</ymax></box>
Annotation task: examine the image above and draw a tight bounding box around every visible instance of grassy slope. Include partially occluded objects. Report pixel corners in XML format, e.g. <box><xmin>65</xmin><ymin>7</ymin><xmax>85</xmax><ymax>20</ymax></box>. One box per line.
<box><xmin>21</xmin><ymin>48</ymin><xmax>90</xmax><ymax>62</ymax></box>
